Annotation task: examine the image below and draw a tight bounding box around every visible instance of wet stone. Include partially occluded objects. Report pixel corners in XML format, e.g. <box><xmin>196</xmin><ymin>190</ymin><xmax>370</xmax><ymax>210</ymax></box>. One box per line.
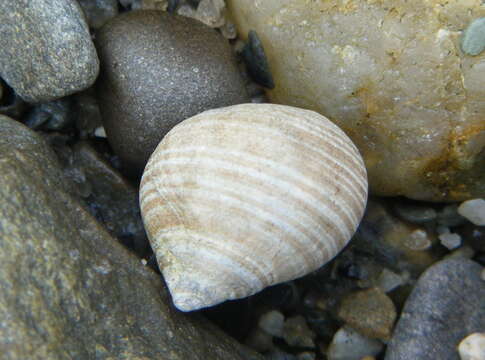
<box><xmin>385</xmin><ymin>258</ymin><xmax>485</xmax><ymax>360</ymax></box>
<box><xmin>95</xmin><ymin>10</ymin><xmax>249</xmax><ymax>175</ymax></box>
<box><xmin>0</xmin><ymin>115</ymin><xmax>263</xmax><ymax>360</ymax></box>
<box><xmin>0</xmin><ymin>0</ymin><xmax>99</xmax><ymax>102</ymax></box>
<box><xmin>338</xmin><ymin>287</ymin><xmax>396</xmax><ymax>341</ymax></box>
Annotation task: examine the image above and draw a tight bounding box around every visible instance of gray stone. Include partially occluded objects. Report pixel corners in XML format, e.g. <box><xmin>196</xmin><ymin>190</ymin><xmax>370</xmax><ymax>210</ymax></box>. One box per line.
<box><xmin>385</xmin><ymin>258</ymin><xmax>485</xmax><ymax>360</ymax></box>
<box><xmin>24</xmin><ymin>98</ymin><xmax>74</xmax><ymax>131</ymax></box>
<box><xmin>437</xmin><ymin>204</ymin><xmax>467</xmax><ymax>227</ymax></box>
<box><xmin>78</xmin><ymin>0</ymin><xmax>119</xmax><ymax>28</ymax></box>
<box><xmin>0</xmin><ymin>115</ymin><xmax>262</xmax><ymax>360</ymax></box>
<box><xmin>66</xmin><ymin>141</ymin><xmax>149</xmax><ymax>256</ymax></box>
<box><xmin>0</xmin><ymin>0</ymin><xmax>99</xmax><ymax>103</ymax></box>
<box><xmin>95</xmin><ymin>10</ymin><xmax>249</xmax><ymax>175</ymax></box>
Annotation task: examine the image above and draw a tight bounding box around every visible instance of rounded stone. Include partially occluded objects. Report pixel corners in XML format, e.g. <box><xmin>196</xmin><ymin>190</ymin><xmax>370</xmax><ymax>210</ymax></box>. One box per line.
<box><xmin>385</xmin><ymin>258</ymin><xmax>485</xmax><ymax>360</ymax></box>
<box><xmin>95</xmin><ymin>10</ymin><xmax>249</xmax><ymax>175</ymax></box>
<box><xmin>227</xmin><ymin>0</ymin><xmax>485</xmax><ymax>201</ymax></box>
<box><xmin>0</xmin><ymin>0</ymin><xmax>99</xmax><ymax>103</ymax></box>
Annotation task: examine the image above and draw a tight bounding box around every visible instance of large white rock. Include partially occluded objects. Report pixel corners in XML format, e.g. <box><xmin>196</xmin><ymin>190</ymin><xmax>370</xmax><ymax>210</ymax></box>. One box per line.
<box><xmin>227</xmin><ymin>0</ymin><xmax>485</xmax><ymax>201</ymax></box>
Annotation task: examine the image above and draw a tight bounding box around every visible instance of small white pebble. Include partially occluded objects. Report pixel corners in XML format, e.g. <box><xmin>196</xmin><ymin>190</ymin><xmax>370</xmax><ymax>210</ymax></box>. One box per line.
<box><xmin>94</xmin><ymin>126</ymin><xmax>107</xmax><ymax>138</ymax></box>
<box><xmin>141</xmin><ymin>259</ymin><xmax>147</xmax><ymax>266</ymax></box>
<box><xmin>458</xmin><ymin>199</ymin><xmax>485</xmax><ymax>226</ymax></box>
<box><xmin>405</xmin><ymin>229</ymin><xmax>432</xmax><ymax>251</ymax></box>
<box><xmin>458</xmin><ymin>333</ymin><xmax>485</xmax><ymax>360</ymax></box>
<box><xmin>439</xmin><ymin>233</ymin><xmax>462</xmax><ymax>250</ymax></box>
<box><xmin>258</xmin><ymin>310</ymin><xmax>285</xmax><ymax>338</ymax></box>
<box><xmin>377</xmin><ymin>268</ymin><xmax>405</xmax><ymax>293</ymax></box>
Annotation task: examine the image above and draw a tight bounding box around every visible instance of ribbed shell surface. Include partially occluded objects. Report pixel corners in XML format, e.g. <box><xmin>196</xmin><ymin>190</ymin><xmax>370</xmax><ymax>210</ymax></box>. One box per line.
<box><xmin>140</xmin><ymin>103</ymin><xmax>368</xmax><ymax>311</ymax></box>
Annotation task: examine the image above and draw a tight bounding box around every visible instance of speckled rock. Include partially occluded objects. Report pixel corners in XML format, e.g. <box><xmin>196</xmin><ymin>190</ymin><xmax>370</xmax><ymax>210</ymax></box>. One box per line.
<box><xmin>338</xmin><ymin>287</ymin><xmax>396</xmax><ymax>341</ymax></box>
<box><xmin>95</xmin><ymin>10</ymin><xmax>249</xmax><ymax>175</ymax></box>
<box><xmin>0</xmin><ymin>115</ymin><xmax>262</xmax><ymax>360</ymax></box>
<box><xmin>0</xmin><ymin>0</ymin><xmax>99</xmax><ymax>103</ymax></box>
<box><xmin>385</xmin><ymin>258</ymin><xmax>485</xmax><ymax>360</ymax></box>
<box><xmin>227</xmin><ymin>0</ymin><xmax>485</xmax><ymax>201</ymax></box>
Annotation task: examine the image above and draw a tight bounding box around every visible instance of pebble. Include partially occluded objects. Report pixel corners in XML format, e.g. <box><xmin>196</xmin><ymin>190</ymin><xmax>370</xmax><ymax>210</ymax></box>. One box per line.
<box><xmin>282</xmin><ymin>316</ymin><xmax>316</xmax><ymax>348</ymax></box>
<box><xmin>393</xmin><ymin>202</ymin><xmax>437</xmax><ymax>224</ymax></box>
<box><xmin>439</xmin><ymin>232</ymin><xmax>462</xmax><ymax>250</ymax></box>
<box><xmin>461</xmin><ymin>18</ymin><xmax>485</xmax><ymax>56</ymax></box>
<box><xmin>404</xmin><ymin>229</ymin><xmax>432</xmax><ymax>251</ymax></box>
<box><xmin>0</xmin><ymin>0</ymin><xmax>99</xmax><ymax>103</ymax></box>
<box><xmin>181</xmin><ymin>0</ymin><xmax>226</xmax><ymax>28</ymax></box>
<box><xmin>241</xmin><ymin>30</ymin><xmax>275</xmax><ymax>89</ymax></box>
<box><xmin>385</xmin><ymin>258</ymin><xmax>485</xmax><ymax>360</ymax></box>
<box><xmin>338</xmin><ymin>287</ymin><xmax>396</xmax><ymax>340</ymax></box>
<box><xmin>458</xmin><ymin>333</ymin><xmax>485</xmax><ymax>360</ymax></box>
<box><xmin>377</xmin><ymin>268</ymin><xmax>407</xmax><ymax>293</ymax></box>
<box><xmin>95</xmin><ymin>10</ymin><xmax>249</xmax><ymax>175</ymax></box>
<box><xmin>458</xmin><ymin>199</ymin><xmax>485</xmax><ymax>226</ymax></box>
<box><xmin>327</xmin><ymin>327</ymin><xmax>383</xmax><ymax>360</ymax></box>
<box><xmin>24</xmin><ymin>98</ymin><xmax>74</xmax><ymax>131</ymax></box>
<box><xmin>78</xmin><ymin>0</ymin><xmax>118</xmax><ymax>28</ymax></box>
<box><xmin>258</xmin><ymin>310</ymin><xmax>285</xmax><ymax>338</ymax></box>
<box><xmin>94</xmin><ymin>126</ymin><xmax>107</xmax><ymax>138</ymax></box>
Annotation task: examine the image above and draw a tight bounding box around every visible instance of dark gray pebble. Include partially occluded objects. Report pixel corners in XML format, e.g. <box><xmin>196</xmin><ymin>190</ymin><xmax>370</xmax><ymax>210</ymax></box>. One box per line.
<box><xmin>242</xmin><ymin>30</ymin><xmax>275</xmax><ymax>89</ymax></box>
<box><xmin>385</xmin><ymin>258</ymin><xmax>485</xmax><ymax>360</ymax></box>
<box><xmin>0</xmin><ymin>0</ymin><xmax>99</xmax><ymax>103</ymax></box>
<box><xmin>24</xmin><ymin>98</ymin><xmax>74</xmax><ymax>131</ymax></box>
<box><xmin>95</xmin><ymin>10</ymin><xmax>249</xmax><ymax>175</ymax></box>
<box><xmin>78</xmin><ymin>0</ymin><xmax>119</xmax><ymax>28</ymax></box>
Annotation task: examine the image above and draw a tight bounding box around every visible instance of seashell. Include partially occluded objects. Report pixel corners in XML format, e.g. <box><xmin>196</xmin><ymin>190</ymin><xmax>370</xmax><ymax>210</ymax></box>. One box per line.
<box><xmin>140</xmin><ymin>103</ymin><xmax>368</xmax><ymax>311</ymax></box>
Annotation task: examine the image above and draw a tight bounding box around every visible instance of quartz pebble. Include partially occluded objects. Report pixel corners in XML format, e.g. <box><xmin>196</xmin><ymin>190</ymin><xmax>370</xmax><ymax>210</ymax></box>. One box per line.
<box><xmin>0</xmin><ymin>0</ymin><xmax>99</xmax><ymax>103</ymax></box>
<box><xmin>259</xmin><ymin>310</ymin><xmax>285</xmax><ymax>338</ymax></box>
<box><xmin>327</xmin><ymin>327</ymin><xmax>383</xmax><ymax>360</ymax></box>
<box><xmin>458</xmin><ymin>199</ymin><xmax>485</xmax><ymax>226</ymax></box>
<box><xmin>96</xmin><ymin>10</ymin><xmax>249</xmax><ymax>174</ymax></box>
<box><xmin>439</xmin><ymin>233</ymin><xmax>462</xmax><ymax>250</ymax></box>
<box><xmin>226</xmin><ymin>0</ymin><xmax>485</xmax><ymax>201</ymax></box>
<box><xmin>458</xmin><ymin>333</ymin><xmax>485</xmax><ymax>360</ymax></box>
<box><xmin>404</xmin><ymin>229</ymin><xmax>432</xmax><ymax>251</ymax></box>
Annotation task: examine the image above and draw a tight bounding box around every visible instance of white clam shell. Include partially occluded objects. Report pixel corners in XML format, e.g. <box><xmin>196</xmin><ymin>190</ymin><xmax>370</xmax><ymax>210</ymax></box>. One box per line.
<box><xmin>140</xmin><ymin>103</ymin><xmax>368</xmax><ymax>311</ymax></box>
